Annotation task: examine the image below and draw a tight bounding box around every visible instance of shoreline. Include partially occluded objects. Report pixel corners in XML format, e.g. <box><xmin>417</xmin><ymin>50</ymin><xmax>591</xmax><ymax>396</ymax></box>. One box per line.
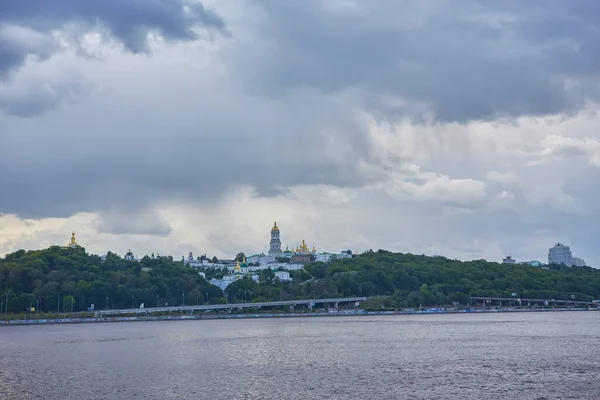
<box><xmin>1</xmin><ymin>307</ymin><xmax>598</xmax><ymax>326</ymax></box>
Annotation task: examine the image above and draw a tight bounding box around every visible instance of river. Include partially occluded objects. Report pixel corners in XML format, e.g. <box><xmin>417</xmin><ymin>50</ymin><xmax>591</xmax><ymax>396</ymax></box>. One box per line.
<box><xmin>0</xmin><ymin>312</ymin><xmax>598</xmax><ymax>399</ymax></box>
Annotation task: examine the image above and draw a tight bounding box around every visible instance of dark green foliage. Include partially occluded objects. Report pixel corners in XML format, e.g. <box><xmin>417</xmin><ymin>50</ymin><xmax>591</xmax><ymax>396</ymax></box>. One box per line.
<box><xmin>309</xmin><ymin>251</ymin><xmax>600</xmax><ymax>307</ymax></box>
<box><xmin>0</xmin><ymin>246</ymin><xmax>222</xmax><ymax>313</ymax></box>
<box><xmin>2</xmin><ymin>247</ymin><xmax>599</xmax><ymax>313</ymax></box>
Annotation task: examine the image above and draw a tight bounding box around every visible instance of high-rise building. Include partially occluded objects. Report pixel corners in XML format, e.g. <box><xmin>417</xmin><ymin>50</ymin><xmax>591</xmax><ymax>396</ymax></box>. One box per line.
<box><xmin>548</xmin><ymin>243</ymin><xmax>573</xmax><ymax>266</ymax></box>
<box><xmin>268</xmin><ymin>221</ymin><xmax>282</xmax><ymax>256</ymax></box>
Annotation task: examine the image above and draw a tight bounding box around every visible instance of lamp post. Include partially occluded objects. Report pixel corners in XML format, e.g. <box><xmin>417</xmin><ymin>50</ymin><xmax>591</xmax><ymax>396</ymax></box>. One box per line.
<box><xmin>157</xmin><ymin>294</ymin><xmax>159</xmax><ymax>308</ymax></box>
<box><xmin>205</xmin><ymin>292</ymin><xmax>209</xmax><ymax>305</ymax></box>
<box><xmin>182</xmin><ymin>293</ymin><xmax>185</xmax><ymax>306</ymax></box>
<box><xmin>57</xmin><ymin>292</ymin><xmax>61</xmax><ymax>313</ymax></box>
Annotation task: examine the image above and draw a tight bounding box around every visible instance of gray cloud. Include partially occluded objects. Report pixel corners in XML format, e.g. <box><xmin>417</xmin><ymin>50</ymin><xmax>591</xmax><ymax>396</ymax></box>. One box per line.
<box><xmin>93</xmin><ymin>208</ymin><xmax>172</xmax><ymax>237</ymax></box>
<box><xmin>246</xmin><ymin>0</ymin><xmax>600</xmax><ymax>122</ymax></box>
<box><xmin>2</xmin><ymin>1</ymin><xmax>600</xmax><ymax>265</ymax></box>
<box><xmin>0</xmin><ymin>0</ymin><xmax>226</xmax><ymax>76</ymax></box>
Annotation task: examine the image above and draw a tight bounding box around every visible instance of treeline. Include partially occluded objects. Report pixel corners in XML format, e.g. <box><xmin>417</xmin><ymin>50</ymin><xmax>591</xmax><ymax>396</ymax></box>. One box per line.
<box><xmin>2</xmin><ymin>247</ymin><xmax>600</xmax><ymax>313</ymax></box>
<box><xmin>303</xmin><ymin>250</ymin><xmax>600</xmax><ymax>307</ymax></box>
<box><xmin>0</xmin><ymin>246</ymin><xmax>223</xmax><ymax>313</ymax></box>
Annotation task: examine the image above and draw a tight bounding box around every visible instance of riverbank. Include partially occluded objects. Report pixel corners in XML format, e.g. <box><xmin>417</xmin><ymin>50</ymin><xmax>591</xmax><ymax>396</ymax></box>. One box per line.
<box><xmin>1</xmin><ymin>307</ymin><xmax>598</xmax><ymax>326</ymax></box>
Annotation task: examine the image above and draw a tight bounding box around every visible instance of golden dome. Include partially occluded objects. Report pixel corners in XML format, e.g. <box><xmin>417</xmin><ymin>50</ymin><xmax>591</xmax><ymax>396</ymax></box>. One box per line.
<box><xmin>271</xmin><ymin>221</ymin><xmax>279</xmax><ymax>231</ymax></box>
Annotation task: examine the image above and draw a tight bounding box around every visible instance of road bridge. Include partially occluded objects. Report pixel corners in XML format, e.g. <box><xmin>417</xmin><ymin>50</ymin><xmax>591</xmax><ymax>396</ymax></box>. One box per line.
<box><xmin>95</xmin><ymin>297</ymin><xmax>367</xmax><ymax>317</ymax></box>
<box><xmin>471</xmin><ymin>296</ymin><xmax>595</xmax><ymax>306</ymax></box>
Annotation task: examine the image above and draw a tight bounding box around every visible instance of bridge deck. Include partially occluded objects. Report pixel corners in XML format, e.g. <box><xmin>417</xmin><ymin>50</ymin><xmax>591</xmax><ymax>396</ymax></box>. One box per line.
<box><xmin>471</xmin><ymin>296</ymin><xmax>593</xmax><ymax>305</ymax></box>
<box><xmin>95</xmin><ymin>297</ymin><xmax>367</xmax><ymax>316</ymax></box>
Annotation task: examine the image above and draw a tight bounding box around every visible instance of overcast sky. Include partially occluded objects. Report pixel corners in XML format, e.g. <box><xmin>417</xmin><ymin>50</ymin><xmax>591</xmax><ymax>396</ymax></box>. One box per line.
<box><xmin>1</xmin><ymin>0</ymin><xmax>600</xmax><ymax>266</ymax></box>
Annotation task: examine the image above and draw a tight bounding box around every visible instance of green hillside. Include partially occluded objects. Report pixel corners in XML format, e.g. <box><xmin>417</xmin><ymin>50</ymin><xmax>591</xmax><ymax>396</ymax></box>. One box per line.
<box><xmin>303</xmin><ymin>250</ymin><xmax>600</xmax><ymax>307</ymax></box>
<box><xmin>1</xmin><ymin>246</ymin><xmax>599</xmax><ymax>314</ymax></box>
<box><xmin>0</xmin><ymin>245</ymin><xmax>223</xmax><ymax>313</ymax></box>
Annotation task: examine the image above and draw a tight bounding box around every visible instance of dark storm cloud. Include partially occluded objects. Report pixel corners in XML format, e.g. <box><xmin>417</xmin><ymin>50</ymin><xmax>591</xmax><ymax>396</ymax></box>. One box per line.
<box><xmin>2</xmin><ymin>0</ymin><xmax>600</xmax><ymax>229</ymax></box>
<box><xmin>0</xmin><ymin>85</ymin><xmax>365</xmax><ymax>219</ymax></box>
<box><xmin>0</xmin><ymin>0</ymin><xmax>226</xmax><ymax>75</ymax></box>
<box><xmin>250</xmin><ymin>0</ymin><xmax>600</xmax><ymax>122</ymax></box>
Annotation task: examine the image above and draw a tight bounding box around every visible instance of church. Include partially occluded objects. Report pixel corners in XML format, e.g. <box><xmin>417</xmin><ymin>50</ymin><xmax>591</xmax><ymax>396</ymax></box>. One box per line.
<box><xmin>246</xmin><ymin>222</ymin><xmax>317</xmax><ymax>265</ymax></box>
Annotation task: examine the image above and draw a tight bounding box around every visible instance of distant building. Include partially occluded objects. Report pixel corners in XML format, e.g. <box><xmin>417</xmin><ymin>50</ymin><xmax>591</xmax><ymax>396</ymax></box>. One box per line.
<box><xmin>268</xmin><ymin>221</ymin><xmax>283</xmax><ymax>257</ymax></box>
<box><xmin>336</xmin><ymin>250</ymin><xmax>353</xmax><ymax>260</ymax></box>
<box><xmin>274</xmin><ymin>271</ymin><xmax>292</xmax><ymax>282</ymax></box>
<box><xmin>573</xmin><ymin>257</ymin><xmax>587</xmax><ymax>267</ymax></box>
<box><xmin>68</xmin><ymin>232</ymin><xmax>78</xmax><ymax>248</ymax></box>
<box><xmin>125</xmin><ymin>249</ymin><xmax>136</xmax><ymax>261</ymax></box>
<box><xmin>548</xmin><ymin>243</ymin><xmax>573</xmax><ymax>266</ymax></box>
<box><xmin>315</xmin><ymin>253</ymin><xmax>333</xmax><ymax>263</ymax></box>
<box><xmin>209</xmin><ymin>259</ymin><xmax>259</xmax><ymax>291</ymax></box>
<box><xmin>525</xmin><ymin>260</ymin><xmax>542</xmax><ymax>267</ymax></box>
<box><xmin>502</xmin><ymin>255</ymin><xmax>516</xmax><ymax>265</ymax></box>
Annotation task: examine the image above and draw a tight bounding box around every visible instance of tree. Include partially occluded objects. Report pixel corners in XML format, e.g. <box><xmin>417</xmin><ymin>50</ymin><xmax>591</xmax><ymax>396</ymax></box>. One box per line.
<box><xmin>235</xmin><ymin>253</ymin><xmax>246</xmax><ymax>262</ymax></box>
<box><xmin>211</xmin><ymin>256</ymin><xmax>218</xmax><ymax>263</ymax></box>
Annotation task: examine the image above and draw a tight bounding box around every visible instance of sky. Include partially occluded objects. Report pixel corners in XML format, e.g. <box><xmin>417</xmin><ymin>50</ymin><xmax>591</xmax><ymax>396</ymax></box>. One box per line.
<box><xmin>1</xmin><ymin>0</ymin><xmax>600</xmax><ymax>266</ymax></box>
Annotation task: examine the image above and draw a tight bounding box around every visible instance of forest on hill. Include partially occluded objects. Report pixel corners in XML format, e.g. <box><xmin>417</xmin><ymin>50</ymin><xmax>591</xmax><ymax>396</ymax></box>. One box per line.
<box><xmin>1</xmin><ymin>246</ymin><xmax>600</xmax><ymax>314</ymax></box>
<box><xmin>0</xmin><ymin>246</ymin><xmax>223</xmax><ymax>313</ymax></box>
<box><xmin>302</xmin><ymin>250</ymin><xmax>600</xmax><ymax>307</ymax></box>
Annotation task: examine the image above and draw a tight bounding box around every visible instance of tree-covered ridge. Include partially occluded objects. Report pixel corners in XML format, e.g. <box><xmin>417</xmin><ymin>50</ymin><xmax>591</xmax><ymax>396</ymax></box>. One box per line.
<box><xmin>2</xmin><ymin>247</ymin><xmax>600</xmax><ymax>314</ymax></box>
<box><xmin>304</xmin><ymin>250</ymin><xmax>600</xmax><ymax>307</ymax></box>
<box><xmin>0</xmin><ymin>246</ymin><xmax>222</xmax><ymax>313</ymax></box>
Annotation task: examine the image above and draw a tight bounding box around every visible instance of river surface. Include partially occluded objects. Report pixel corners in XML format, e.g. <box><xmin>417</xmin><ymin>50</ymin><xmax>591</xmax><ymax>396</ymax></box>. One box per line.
<box><xmin>0</xmin><ymin>312</ymin><xmax>599</xmax><ymax>399</ymax></box>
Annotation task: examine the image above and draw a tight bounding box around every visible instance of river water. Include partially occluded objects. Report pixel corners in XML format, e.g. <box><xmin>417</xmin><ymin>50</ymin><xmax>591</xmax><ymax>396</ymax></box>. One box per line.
<box><xmin>0</xmin><ymin>312</ymin><xmax>599</xmax><ymax>399</ymax></box>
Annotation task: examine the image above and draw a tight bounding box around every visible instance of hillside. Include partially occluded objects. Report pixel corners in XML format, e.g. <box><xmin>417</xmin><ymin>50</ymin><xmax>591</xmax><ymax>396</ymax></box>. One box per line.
<box><xmin>1</xmin><ymin>247</ymin><xmax>599</xmax><ymax>314</ymax></box>
<box><xmin>304</xmin><ymin>250</ymin><xmax>600</xmax><ymax>307</ymax></box>
<box><xmin>0</xmin><ymin>246</ymin><xmax>223</xmax><ymax>313</ymax></box>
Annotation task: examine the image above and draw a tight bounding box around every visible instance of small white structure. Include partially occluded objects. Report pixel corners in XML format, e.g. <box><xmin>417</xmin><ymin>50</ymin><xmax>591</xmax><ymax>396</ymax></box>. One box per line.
<box><xmin>502</xmin><ymin>255</ymin><xmax>516</xmax><ymax>265</ymax></box>
<box><xmin>335</xmin><ymin>251</ymin><xmax>353</xmax><ymax>260</ymax></box>
<box><xmin>316</xmin><ymin>253</ymin><xmax>333</xmax><ymax>263</ymax></box>
<box><xmin>198</xmin><ymin>271</ymin><xmax>206</xmax><ymax>279</ymax></box>
<box><xmin>209</xmin><ymin>260</ymin><xmax>259</xmax><ymax>291</ymax></box>
<box><xmin>125</xmin><ymin>249</ymin><xmax>136</xmax><ymax>261</ymax></box>
<box><xmin>573</xmin><ymin>257</ymin><xmax>587</xmax><ymax>267</ymax></box>
<box><xmin>274</xmin><ymin>271</ymin><xmax>292</xmax><ymax>282</ymax></box>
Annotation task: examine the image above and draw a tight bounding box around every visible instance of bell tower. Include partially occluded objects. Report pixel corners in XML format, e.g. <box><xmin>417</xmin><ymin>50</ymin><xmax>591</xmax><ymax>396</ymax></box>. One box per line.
<box><xmin>268</xmin><ymin>221</ymin><xmax>282</xmax><ymax>256</ymax></box>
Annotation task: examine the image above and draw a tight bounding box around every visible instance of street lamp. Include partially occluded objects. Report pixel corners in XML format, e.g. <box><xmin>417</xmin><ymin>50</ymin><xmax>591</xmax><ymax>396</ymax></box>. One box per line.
<box><xmin>182</xmin><ymin>293</ymin><xmax>185</xmax><ymax>306</ymax></box>
<box><xmin>205</xmin><ymin>292</ymin><xmax>209</xmax><ymax>304</ymax></box>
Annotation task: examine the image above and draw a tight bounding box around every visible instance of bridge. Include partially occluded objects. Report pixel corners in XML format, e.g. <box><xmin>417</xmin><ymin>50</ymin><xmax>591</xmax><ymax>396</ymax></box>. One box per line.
<box><xmin>471</xmin><ymin>296</ymin><xmax>595</xmax><ymax>306</ymax></box>
<box><xmin>94</xmin><ymin>297</ymin><xmax>367</xmax><ymax>317</ymax></box>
